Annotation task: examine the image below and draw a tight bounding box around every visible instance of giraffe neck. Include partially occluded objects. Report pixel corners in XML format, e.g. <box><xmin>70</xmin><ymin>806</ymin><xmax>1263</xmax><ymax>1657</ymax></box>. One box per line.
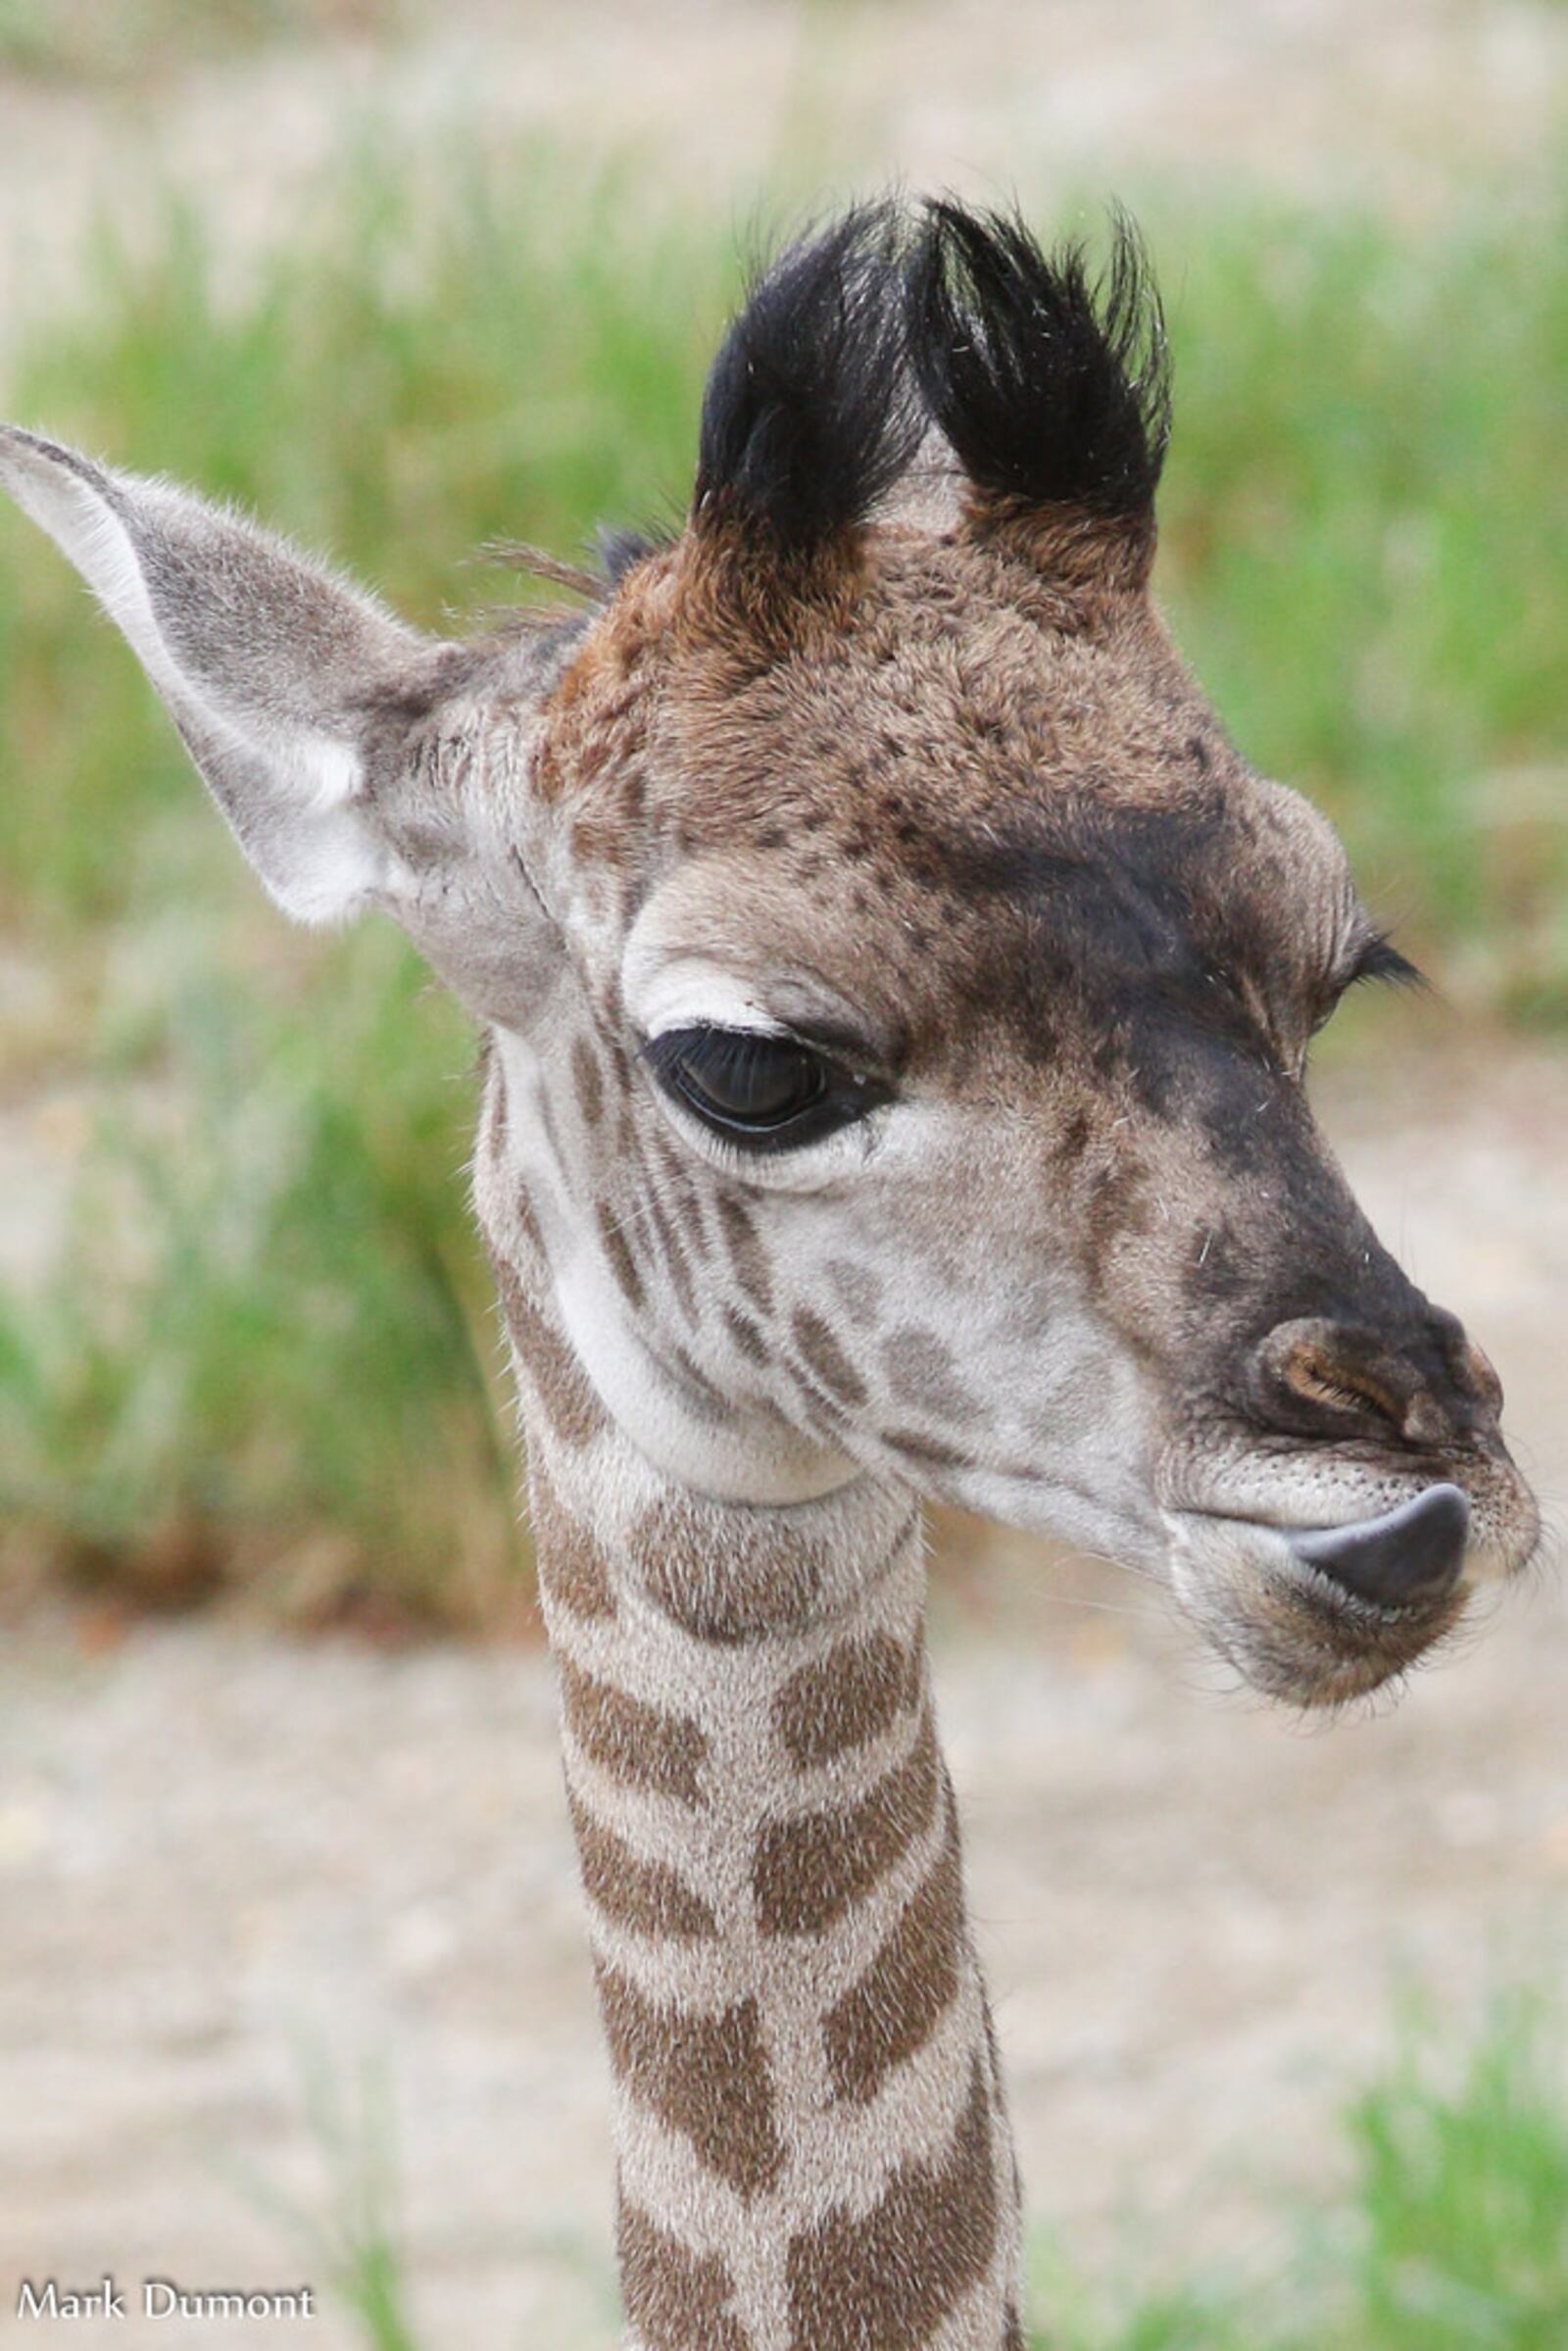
<box><xmin>509</xmin><ymin>1335</ymin><xmax>1024</xmax><ymax>2348</ymax></box>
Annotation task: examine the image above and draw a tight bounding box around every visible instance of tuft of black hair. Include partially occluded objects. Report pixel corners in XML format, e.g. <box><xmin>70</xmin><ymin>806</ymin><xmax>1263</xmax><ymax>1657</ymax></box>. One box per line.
<box><xmin>906</xmin><ymin>201</ymin><xmax>1171</xmax><ymax>525</ymax></box>
<box><xmin>597</xmin><ymin>524</ymin><xmax>670</xmax><ymax>585</ymax></box>
<box><xmin>693</xmin><ymin>206</ymin><xmax>923</xmax><ymax>554</ymax></box>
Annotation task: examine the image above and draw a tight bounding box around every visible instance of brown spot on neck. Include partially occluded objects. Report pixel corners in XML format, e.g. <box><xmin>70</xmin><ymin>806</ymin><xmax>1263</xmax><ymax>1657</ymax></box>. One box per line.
<box><xmin>617</xmin><ymin>2199</ymin><xmax>754</xmax><ymax>2351</ymax></box>
<box><xmin>754</xmin><ymin>1711</ymin><xmax>940</xmax><ymax>1935</ymax></box>
<box><xmin>596</xmin><ymin>1966</ymin><xmax>785</xmax><ymax>2202</ymax></box>
<box><xmin>567</xmin><ymin>1790</ymin><xmax>716</xmax><ymax>1941</ymax></box>
<box><xmin>530</xmin><ymin>1467</ymin><xmax>616</xmax><ymax>1621</ymax></box>
<box><xmin>822</xmin><ymin>1786</ymin><xmax>966</xmax><ymax>2105</ymax></box>
<box><xmin>629</xmin><ymin>1496</ymin><xmax>827</xmax><ymax>1644</ymax></box>
<box><xmin>559</xmin><ymin>1656</ymin><xmax>709</xmax><ymax>1807</ymax></box>
<box><xmin>773</xmin><ymin>1631</ymin><xmax>921</xmax><ymax>1767</ymax></box>
<box><xmin>786</xmin><ymin>2055</ymin><xmax>998</xmax><ymax>2350</ymax></box>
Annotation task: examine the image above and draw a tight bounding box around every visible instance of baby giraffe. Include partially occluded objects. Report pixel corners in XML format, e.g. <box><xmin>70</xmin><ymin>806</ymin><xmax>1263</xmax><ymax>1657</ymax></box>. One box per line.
<box><xmin>1</xmin><ymin>201</ymin><xmax>1538</xmax><ymax>2349</ymax></box>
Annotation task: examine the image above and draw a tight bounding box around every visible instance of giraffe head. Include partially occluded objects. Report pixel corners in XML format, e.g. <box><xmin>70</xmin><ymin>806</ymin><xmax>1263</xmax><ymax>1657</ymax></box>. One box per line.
<box><xmin>1</xmin><ymin>201</ymin><xmax>1537</xmax><ymax>1706</ymax></box>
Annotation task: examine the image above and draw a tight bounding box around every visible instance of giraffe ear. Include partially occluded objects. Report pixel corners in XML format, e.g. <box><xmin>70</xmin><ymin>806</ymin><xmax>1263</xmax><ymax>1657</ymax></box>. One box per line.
<box><xmin>0</xmin><ymin>425</ymin><xmax>454</xmax><ymax>926</ymax></box>
<box><xmin>906</xmin><ymin>203</ymin><xmax>1171</xmax><ymax>589</ymax></box>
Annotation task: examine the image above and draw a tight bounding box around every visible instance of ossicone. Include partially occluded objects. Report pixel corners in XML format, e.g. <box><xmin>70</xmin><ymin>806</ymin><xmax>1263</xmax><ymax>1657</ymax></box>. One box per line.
<box><xmin>691</xmin><ymin>203</ymin><xmax>923</xmax><ymax>570</ymax></box>
<box><xmin>686</xmin><ymin>195</ymin><xmax>1172</xmax><ymax>623</ymax></box>
<box><xmin>905</xmin><ymin>199</ymin><xmax>1172</xmax><ymax>584</ymax></box>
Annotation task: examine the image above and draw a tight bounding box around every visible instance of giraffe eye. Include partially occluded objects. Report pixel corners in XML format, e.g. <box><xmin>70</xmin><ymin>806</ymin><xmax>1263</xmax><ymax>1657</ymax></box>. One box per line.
<box><xmin>645</xmin><ymin>1026</ymin><xmax>882</xmax><ymax>1152</ymax></box>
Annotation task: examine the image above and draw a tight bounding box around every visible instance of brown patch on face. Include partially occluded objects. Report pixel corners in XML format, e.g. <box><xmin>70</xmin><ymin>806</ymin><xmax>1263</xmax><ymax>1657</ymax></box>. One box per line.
<box><xmin>773</xmin><ymin>1632</ymin><xmax>920</xmax><ymax>1768</ymax></box>
<box><xmin>571</xmin><ymin>1033</ymin><xmax>605</xmax><ymax>1131</ymax></box>
<box><xmin>596</xmin><ymin>1965</ymin><xmax>785</xmax><ymax>2201</ymax></box>
<box><xmin>664</xmin><ymin>1340</ymin><xmax>725</xmax><ymax>1407</ymax></box>
<box><xmin>492</xmin><ymin>1253</ymin><xmax>607</xmax><ymax>1447</ymax></box>
<box><xmin>567</xmin><ymin>1789</ymin><xmax>716</xmax><ymax>1940</ymax></box>
<box><xmin>596</xmin><ymin>1199</ymin><xmax>646</xmax><ymax>1311</ymax></box>
<box><xmin>617</xmin><ymin>2198</ymin><xmax>753</xmax><ymax>2351</ymax></box>
<box><xmin>558</xmin><ymin>1656</ymin><xmax>709</xmax><ymax>1806</ymax></box>
<box><xmin>883</xmin><ymin>1429</ymin><xmax>968</xmax><ymax>1474</ymax></box>
<box><xmin>881</xmin><ymin>1326</ymin><xmax>981</xmax><ymax>1426</ymax></box>
<box><xmin>724</xmin><ymin>1306</ymin><xmax>769</xmax><ymax>1368</ymax></box>
<box><xmin>628</xmin><ymin>1497</ymin><xmax>828</xmax><ymax>1643</ymax></box>
<box><xmin>754</xmin><ymin>1711</ymin><xmax>940</xmax><ymax>1935</ymax></box>
<box><xmin>715</xmin><ymin>1193</ymin><xmax>775</xmax><ymax>1318</ymax></box>
<box><xmin>791</xmin><ymin>1307</ymin><xmax>868</xmax><ymax>1407</ymax></box>
<box><xmin>646</xmin><ymin>1189</ymin><xmax>702</xmax><ymax>1327</ymax></box>
<box><xmin>530</xmin><ymin>1466</ymin><xmax>616</xmax><ymax>1621</ymax></box>
<box><xmin>652</xmin><ymin>1131</ymin><xmax>710</xmax><ymax>1244</ymax></box>
<box><xmin>785</xmin><ymin>2055</ymin><xmax>997</xmax><ymax>2350</ymax></box>
<box><xmin>826</xmin><ymin>1256</ymin><xmax>883</xmax><ymax>1330</ymax></box>
<box><xmin>823</xmin><ymin>1786</ymin><xmax>965</xmax><ymax>2106</ymax></box>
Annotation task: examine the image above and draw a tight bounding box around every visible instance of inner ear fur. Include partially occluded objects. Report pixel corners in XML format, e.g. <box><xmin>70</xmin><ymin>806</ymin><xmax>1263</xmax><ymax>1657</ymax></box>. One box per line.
<box><xmin>906</xmin><ymin>201</ymin><xmax>1172</xmax><ymax>592</ymax></box>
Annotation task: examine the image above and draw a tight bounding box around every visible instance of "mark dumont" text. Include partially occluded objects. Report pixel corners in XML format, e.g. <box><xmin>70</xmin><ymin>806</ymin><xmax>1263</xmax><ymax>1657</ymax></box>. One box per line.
<box><xmin>17</xmin><ymin>2278</ymin><xmax>316</xmax><ymax>2320</ymax></box>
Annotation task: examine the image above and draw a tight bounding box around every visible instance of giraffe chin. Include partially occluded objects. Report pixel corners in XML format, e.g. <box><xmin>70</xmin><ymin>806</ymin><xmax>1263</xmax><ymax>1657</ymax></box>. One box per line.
<box><xmin>1161</xmin><ymin>1499</ymin><xmax>1489</xmax><ymax>1708</ymax></box>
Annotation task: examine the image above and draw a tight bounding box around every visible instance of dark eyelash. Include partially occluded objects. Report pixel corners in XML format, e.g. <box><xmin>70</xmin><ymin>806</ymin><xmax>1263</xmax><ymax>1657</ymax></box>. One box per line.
<box><xmin>1347</xmin><ymin>934</ymin><xmax>1426</xmax><ymax>992</ymax></box>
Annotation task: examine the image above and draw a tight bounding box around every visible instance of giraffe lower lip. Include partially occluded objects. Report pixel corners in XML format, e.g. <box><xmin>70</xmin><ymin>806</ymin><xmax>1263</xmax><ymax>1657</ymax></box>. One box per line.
<box><xmin>1164</xmin><ymin>1497</ymin><xmax>1476</xmax><ymax>1706</ymax></box>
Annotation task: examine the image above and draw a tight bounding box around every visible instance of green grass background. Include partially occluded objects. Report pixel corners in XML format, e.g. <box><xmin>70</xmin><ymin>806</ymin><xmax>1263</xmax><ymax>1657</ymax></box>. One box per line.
<box><xmin>2</xmin><ymin>147</ymin><xmax>1564</xmax><ymax>1620</ymax></box>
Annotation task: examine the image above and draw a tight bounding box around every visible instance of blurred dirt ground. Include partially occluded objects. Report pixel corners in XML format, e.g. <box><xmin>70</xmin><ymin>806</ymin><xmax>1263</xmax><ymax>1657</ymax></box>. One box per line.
<box><xmin>2</xmin><ymin>1047</ymin><xmax>1565</xmax><ymax>2349</ymax></box>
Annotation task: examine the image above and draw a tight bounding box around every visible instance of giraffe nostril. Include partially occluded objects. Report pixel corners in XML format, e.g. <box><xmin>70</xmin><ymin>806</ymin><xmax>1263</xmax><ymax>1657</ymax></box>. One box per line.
<box><xmin>1250</xmin><ymin>1317</ymin><xmax>1413</xmax><ymax>1442</ymax></box>
<box><xmin>1249</xmin><ymin>1313</ymin><xmax>1496</xmax><ymax>1455</ymax></box>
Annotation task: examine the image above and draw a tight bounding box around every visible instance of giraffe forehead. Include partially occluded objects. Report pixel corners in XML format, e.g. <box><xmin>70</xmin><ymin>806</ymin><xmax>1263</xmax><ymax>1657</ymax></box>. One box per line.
<box><xmin>545</xmin><ymin>528</ymin><xmax>1218</xmax><ymax>841</ymax></box>
<box><xmin>662</xmin><ymin>556</ymin><xmax>1217</xmax><ymax>834</ymax></box>
<box><xmin>541</xmin><ymin>532</ymin><xmax>1352</xmax><ymax>1053</ymax></box>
